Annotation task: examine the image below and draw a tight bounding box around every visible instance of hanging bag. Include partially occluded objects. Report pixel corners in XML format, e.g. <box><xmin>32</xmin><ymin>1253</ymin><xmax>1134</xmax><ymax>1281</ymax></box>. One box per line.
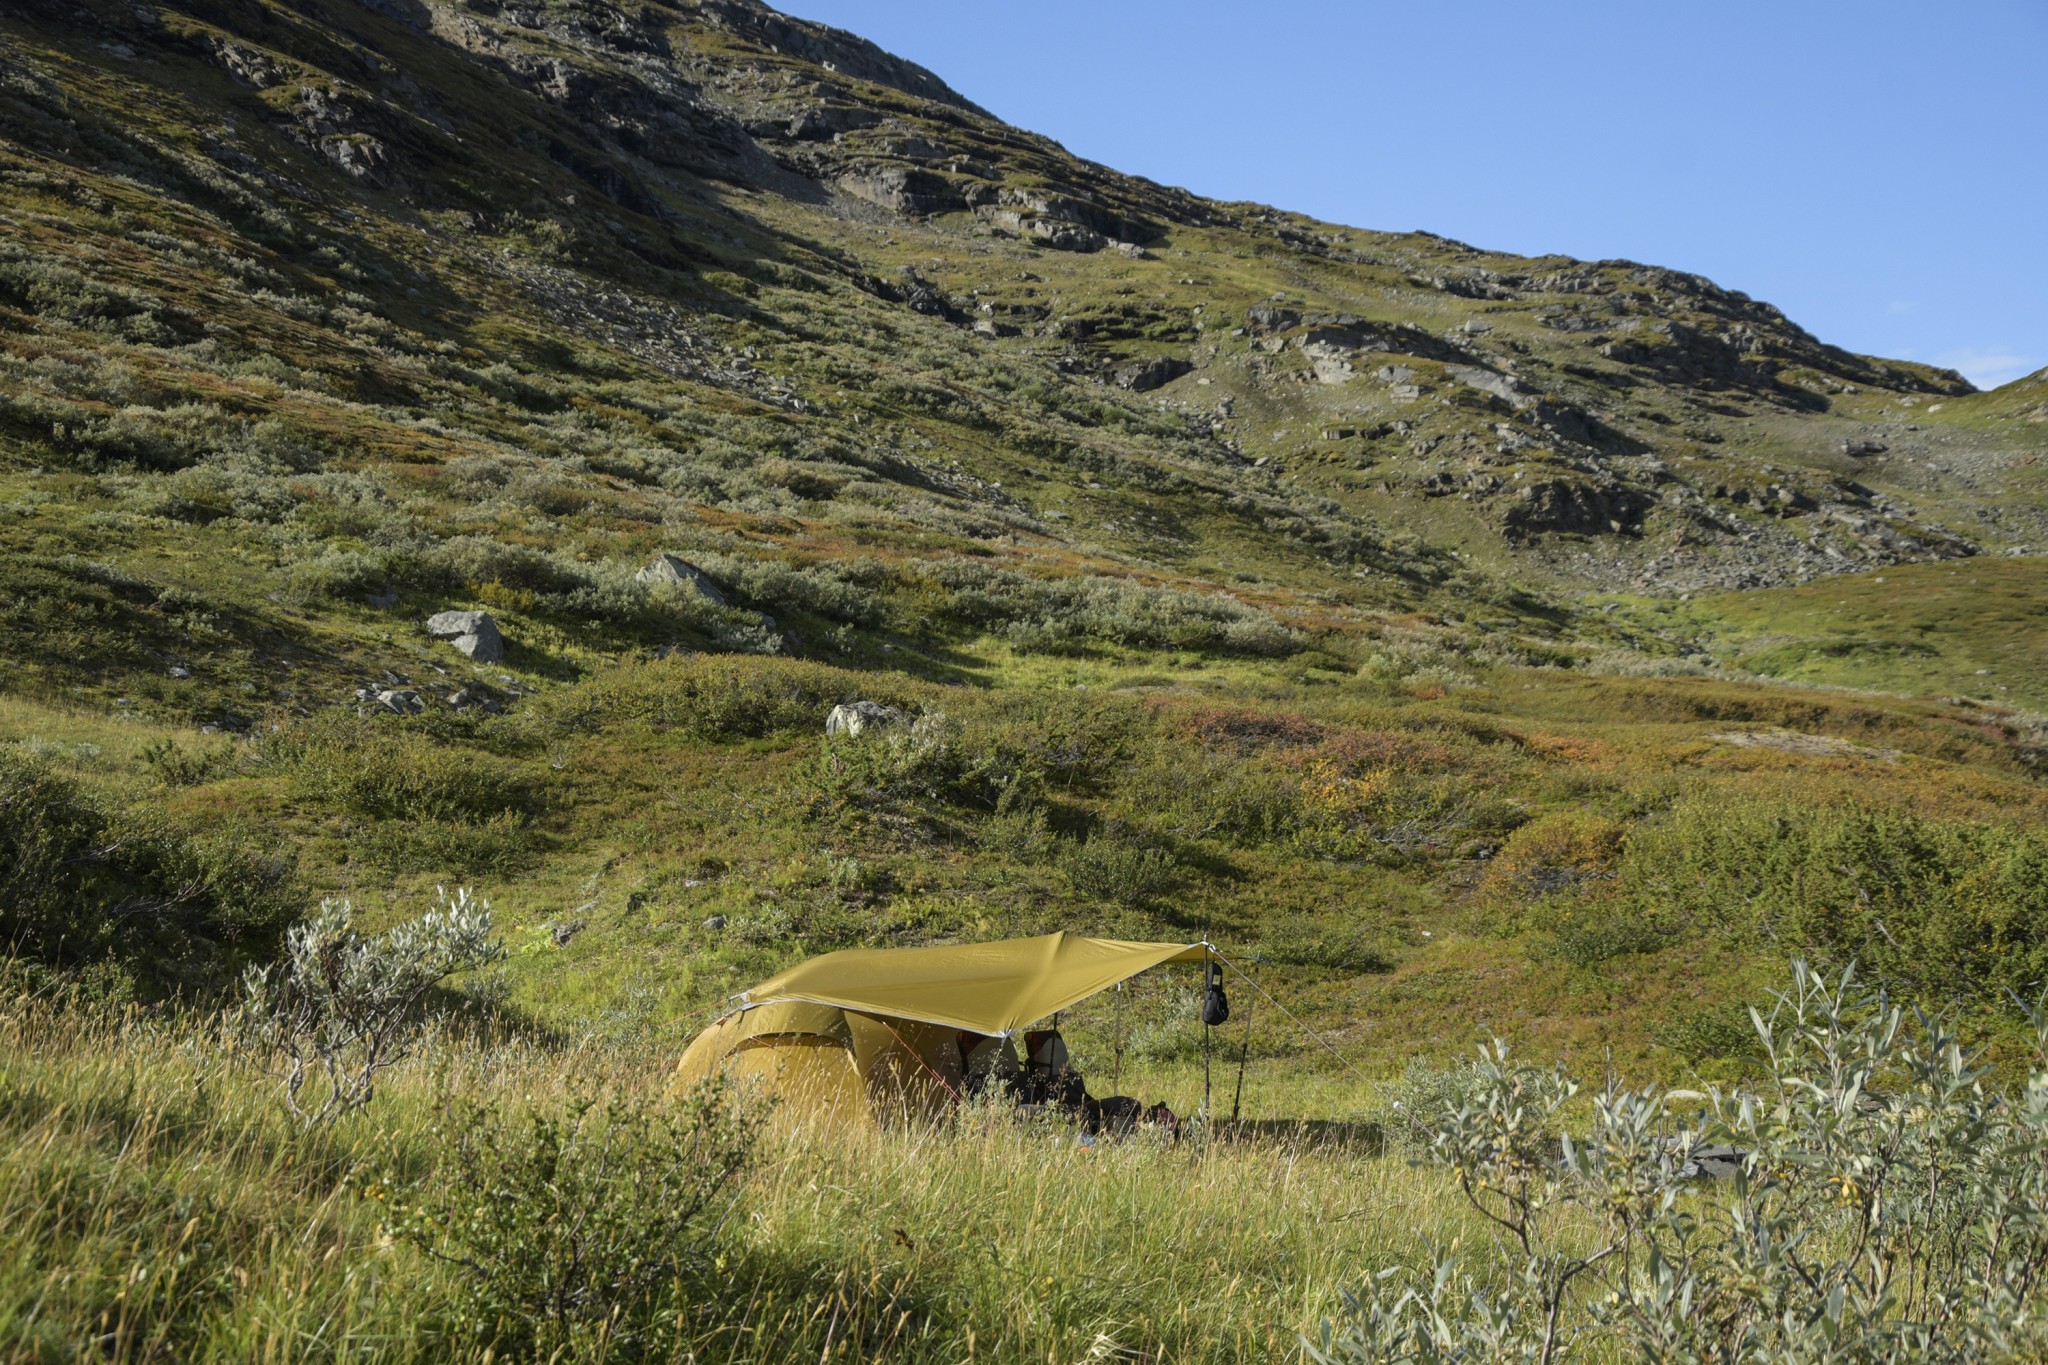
<box><xmin>1201</xmin><ymin>961</ymin><xmax>1230</xmax><ymax>1027</ymax></box>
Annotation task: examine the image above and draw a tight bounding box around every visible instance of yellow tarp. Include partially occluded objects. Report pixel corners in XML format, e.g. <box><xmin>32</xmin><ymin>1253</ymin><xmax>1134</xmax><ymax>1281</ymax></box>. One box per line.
<box><xmin>736</xmin><ymin>931</ymin><xmax>1213</xmax><ymax>1035</ymax></box>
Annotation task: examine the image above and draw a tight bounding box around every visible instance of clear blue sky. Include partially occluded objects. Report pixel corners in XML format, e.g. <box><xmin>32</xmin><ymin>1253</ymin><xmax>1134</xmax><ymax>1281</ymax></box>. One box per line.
<box><xmin>784</xmin><ymin>1</ymin><xmax>2046</xmax><ymax>391</ymax></box>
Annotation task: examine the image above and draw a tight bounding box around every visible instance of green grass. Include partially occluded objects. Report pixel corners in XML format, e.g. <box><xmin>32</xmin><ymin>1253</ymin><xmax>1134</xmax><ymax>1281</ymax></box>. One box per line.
<box><xmin>1621</xmin><ymin>554</ymin><xmax>2048</xmax><ymax>709</ymax></box>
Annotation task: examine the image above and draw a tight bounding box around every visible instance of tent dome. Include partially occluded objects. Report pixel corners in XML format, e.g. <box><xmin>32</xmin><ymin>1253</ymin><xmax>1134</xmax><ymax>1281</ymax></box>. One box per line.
<box><xmin>673</xmin><ymin>1000</ymin><xmax>963</xmax><ymax>1127</ymax></box>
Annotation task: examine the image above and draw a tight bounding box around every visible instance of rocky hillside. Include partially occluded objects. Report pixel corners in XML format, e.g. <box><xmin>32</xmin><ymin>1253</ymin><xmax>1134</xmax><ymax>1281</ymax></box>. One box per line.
<box><xmin>0</xmin><ymin>0</ymin><xmax>2043</xmax><ymax>721</ymax></box>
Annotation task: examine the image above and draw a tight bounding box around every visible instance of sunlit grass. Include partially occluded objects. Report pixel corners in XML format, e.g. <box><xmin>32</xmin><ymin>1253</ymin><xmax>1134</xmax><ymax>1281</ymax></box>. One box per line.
<box><xmin>0</xmin><ymin>987</ymin><xmax>1488</xmax><ymax>1363</ymax></box>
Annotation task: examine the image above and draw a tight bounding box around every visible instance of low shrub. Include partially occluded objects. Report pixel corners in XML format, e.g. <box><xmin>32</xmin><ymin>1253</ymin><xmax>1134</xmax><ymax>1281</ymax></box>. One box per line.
<box><xmin>1614</xmin><ymin>799</ymin><xmax>2048</xmax><ymax>1000</ymax></box>
<box><xmin>382</xmin><ymin>1080</ymin><xmax>761</xmax><ymax>1358</ymax></box>
<box><xmin>980</xmin><ymin>803</ymin><xmax>1056</xmax><ymax>862</ymax></box>
<box><xmin>1531</xmin><ymin>896</ymin><xmax>1679</xmax><ymax>968</ymax></box>
<box><xmin>691</xmin><ymin>551</ymin><xmax>885</xmax><ymax>626</ymax></box>
<box><xmin>916</xmin><ymin>559</ymin><xmax>1303</xmax><ymax>657</ymax></box>
<box><xmin>239</xmin><ymin>889</ymin><xmax>503</xmax><ymax>1125</ymax></box>
<box><xmin>551</xmin><ymin>655</ymin><xmax>905</xmax><ymax>741</ymax></box>
<box><xmin>1060</xmin><ymin>832</ymin><xmax>1179</xmax><ymax>907</ymax></box>
<box><xmin>1484</xmin><ymin>811</ymin><xmax>1627</xmax><ymax>900</ymax></box>
<box><xmin>1374</xmin><ymin>1057</ymin><xmax>1491</xmax><ymax>1155</ymax></box>
<box><xmin>139</xmin><ymin>737</ymin><xmax>239</xmax><ymax>788</ymax></box>
<box><xmin>1260</xmin><ymin>919</ymin><xmax>1394</xmax><ymax>975</ymax></box>
<box><xmin>815</xmin><ymin>710</ymin><xmax>1038</xmax><ymax>815</ymax></box>
<box><xmin>282</xmin><ymin>546</ymin><xmax>393</xmax><ymax>603</ymax></box>
<box><xmin>1651</xmin><ymin>1002</ymin><xmax>1766</xmax><ymax>1066</ymax></box>
<box><xmin>288</xmin><ymin>727</ymin><xmax>535</xmax><ymax>826</ymax></box>
<box><xmin>348</xmin><ymin>812</ymin><xmax>538</xmax><ymax>876</ymax></box>
<box><xmin>260</xmin><ymin>719</ymin><xmax>541</xmax><ymax>872</ymax></box>
<box><xmin>0</xmin><ymin>750</ymin><xmax>301</xmax><ymax>995</ymax></box>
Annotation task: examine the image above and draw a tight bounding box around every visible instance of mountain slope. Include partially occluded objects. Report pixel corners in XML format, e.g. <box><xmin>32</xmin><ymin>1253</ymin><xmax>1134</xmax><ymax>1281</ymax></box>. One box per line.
<box><xmin>3</xmin><ymin>0</ymin><xmax>2048</xmax><ymax>1086</ymax></box>
<box><xmin>3</xmin><ymin>0</ymin><xmax>2042</xmax><ymax>666</ymax></box>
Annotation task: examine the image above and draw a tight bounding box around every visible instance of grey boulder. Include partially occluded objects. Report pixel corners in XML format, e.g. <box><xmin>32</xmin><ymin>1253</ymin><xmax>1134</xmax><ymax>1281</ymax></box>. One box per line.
<box><xmin>635</xmin><ymin>553</ymin><xmax>726</xmax><ymax>605</ymax></box>
<box><xmin>375</xmin><ymin>688</ymin><xmax>425</xmax><ymax>714</ymax></box>
<box><xmin>826</xmin><ymin>700</ymin><xmax>908</xmax><ymax>738</ymax></box>
<box><xmin>426</xmin><ymin>610</ymin><xmax>504</xmax><ymax>663</ymax></box>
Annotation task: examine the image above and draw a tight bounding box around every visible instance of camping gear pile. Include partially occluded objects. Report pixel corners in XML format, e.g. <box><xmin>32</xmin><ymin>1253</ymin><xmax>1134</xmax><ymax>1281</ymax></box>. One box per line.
<box><xmin>674</xmin><ymin>933</ymin><xmax>1219</xmax><ymax>1134</ymax></box>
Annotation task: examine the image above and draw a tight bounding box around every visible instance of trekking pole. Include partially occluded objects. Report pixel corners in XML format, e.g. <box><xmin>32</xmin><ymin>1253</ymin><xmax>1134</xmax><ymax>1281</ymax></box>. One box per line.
<box><xmin>1202</xmin><ymin>1009</ymin><xmax>1212</xmax><ymax>1123</ymax></box>
<box><xmin>1231</xmin><ymin>952</ymin><xmax>1260</xmax><ymax>1123</ymax></box>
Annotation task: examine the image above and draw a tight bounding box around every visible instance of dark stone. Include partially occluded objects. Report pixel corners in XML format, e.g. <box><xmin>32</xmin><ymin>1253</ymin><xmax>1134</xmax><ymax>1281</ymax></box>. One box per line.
<box><xmin>1114</xmin><ymin>356</ymin><xmax>1193</xmax><ymax>392</ymax></box>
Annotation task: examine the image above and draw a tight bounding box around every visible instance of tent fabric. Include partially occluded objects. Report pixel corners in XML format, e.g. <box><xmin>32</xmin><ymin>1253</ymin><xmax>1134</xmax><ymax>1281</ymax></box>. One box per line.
<box><xmin>674</xmin><ymin>933</ymin><xmax>1213</xmax><ymax>1126</ymax></box>
<box><xmin>736</xmin><ymin>932</ymin><xmax>1214</xmax><ymax>1035</ymax></box>
<box><xmin>673</xmin><ymin>1005</ymin><xmax>963</xmax><ymax>1127</ymax></box>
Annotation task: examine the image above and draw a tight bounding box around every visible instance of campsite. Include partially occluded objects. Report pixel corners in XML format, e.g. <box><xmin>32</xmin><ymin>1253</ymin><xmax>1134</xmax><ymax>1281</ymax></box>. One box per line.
<box><xmin>4</xmin><ymin>0</ymin><xmax>2048</xmax><ymax>1358</ymax></box>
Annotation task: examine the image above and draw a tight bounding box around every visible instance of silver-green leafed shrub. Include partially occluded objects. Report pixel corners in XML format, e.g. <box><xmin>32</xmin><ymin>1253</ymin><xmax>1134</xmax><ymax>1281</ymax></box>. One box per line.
<box><xmin>239</xmin><ymin>888</ymin><xmax>504</xmax><ymax>1126</ymax></box>
<box><xmin>1313</xmin><ymin>962</ymin><xmax>2048</xmax><ymax>1362</ymax></box>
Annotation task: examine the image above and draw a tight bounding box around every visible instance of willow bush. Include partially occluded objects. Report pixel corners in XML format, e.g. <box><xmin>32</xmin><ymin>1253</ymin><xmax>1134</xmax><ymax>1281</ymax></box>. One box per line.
<box><xmin>1314</xmin><ymin>962</ymin><xmax>2048</xmax><ymax>1362</ymax></box>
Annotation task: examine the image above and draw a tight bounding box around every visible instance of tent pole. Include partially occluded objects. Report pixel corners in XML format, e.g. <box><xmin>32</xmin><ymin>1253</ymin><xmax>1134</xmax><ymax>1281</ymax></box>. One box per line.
<box><xmin>1111</xmin><ymin>982</ymin><xmax>1124</xmax><ymax>1097</ymax></box>
<box><xmin>1202</xmin><ymin>947</ymin><xmax>1213</xmax><ymax>1123</ymax></box>
<box><xmin>1231</xmin><ymin>952</ymin><xmax>1258</xmax><ymax>1123</ymax></box>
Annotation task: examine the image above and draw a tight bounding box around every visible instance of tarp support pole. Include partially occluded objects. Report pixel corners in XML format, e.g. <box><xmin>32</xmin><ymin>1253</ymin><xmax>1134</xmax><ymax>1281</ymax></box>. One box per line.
<box><xmin>1201</xmin><ymin>929</ymin><xmax>1213</xmax><ymax>1120</ymax></box>
<box><xmin>1111</xmin><ymin>982</ymin><xmax>1125</xmax><ymax>1098</ymax></box>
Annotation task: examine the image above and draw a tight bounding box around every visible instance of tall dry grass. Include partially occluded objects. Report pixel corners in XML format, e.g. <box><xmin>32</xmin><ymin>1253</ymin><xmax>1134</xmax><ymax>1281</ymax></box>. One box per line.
<box><xmin>0</xmin><ymin>982</ymin><xmax>1477</xmax><ymax>1363</ymax></box>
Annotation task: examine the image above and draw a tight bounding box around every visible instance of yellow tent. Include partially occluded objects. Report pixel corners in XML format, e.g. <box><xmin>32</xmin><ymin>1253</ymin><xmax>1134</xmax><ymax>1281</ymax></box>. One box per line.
<box><xmin>673</xmin><ymin>932</ymin><xmax>1214</xmax><ymax>1126</ymax></box>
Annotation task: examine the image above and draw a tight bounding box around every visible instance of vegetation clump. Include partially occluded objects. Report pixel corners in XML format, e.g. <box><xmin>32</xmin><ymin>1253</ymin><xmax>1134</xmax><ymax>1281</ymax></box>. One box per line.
<box><xmin>382</xmin><ymin>1080</ymin><xmax>762</xmax><ymax>1359</ymax></box>
<box><xmin>0</xmin><ymin>747</ymin><xmax>300</xmax><ymax>996</ymax></box>
<box><xmin>238</xmin><ymin>888</ymin><xmax>504</xmax><ymax>1126</ymax></box>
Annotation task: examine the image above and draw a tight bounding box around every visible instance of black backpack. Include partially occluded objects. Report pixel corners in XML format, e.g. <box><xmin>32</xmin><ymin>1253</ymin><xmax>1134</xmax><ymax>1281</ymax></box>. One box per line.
<box><xmin>1201</xmin><ymin>961</ymin><xmax>1230</xmax><ymax>1027</ymax></box>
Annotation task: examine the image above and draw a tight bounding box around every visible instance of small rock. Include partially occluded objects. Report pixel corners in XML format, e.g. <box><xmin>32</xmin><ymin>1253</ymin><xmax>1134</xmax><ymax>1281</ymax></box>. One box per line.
<box><xmin>168</xmin><ymin>666</ymin><xmax>192</xmax><ymax>679</ymax></box>
<box><xmin>374</xmin><ymin>688</ymin><xmax>424</xmax><ymax>714</ymax></box>
<box><xmin>551</xmin><ymin>919</ymin><xmax>585</xmax><ymax>947</ymax></box>
<box><xmin>826</xmin><ymin>700</ymin><xmax>908</xmax><ymax>737</ymax></box>
<box><xmin>702</xmin><ymin>914</ymin><xmax>727</xmax><ymax>931</ymax></box>
<box><xmin>634</xmin><ymin>553</ymin><xmax>726</xmax><ymax>605</ymax></box>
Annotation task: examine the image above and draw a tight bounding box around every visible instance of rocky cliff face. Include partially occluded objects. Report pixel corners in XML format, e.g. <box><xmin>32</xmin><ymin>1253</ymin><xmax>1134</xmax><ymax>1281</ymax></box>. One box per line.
<box><xmin>0</xmin><ymin>0</ymin><xmax>2040</xmax><ymax>611</ymax></box>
